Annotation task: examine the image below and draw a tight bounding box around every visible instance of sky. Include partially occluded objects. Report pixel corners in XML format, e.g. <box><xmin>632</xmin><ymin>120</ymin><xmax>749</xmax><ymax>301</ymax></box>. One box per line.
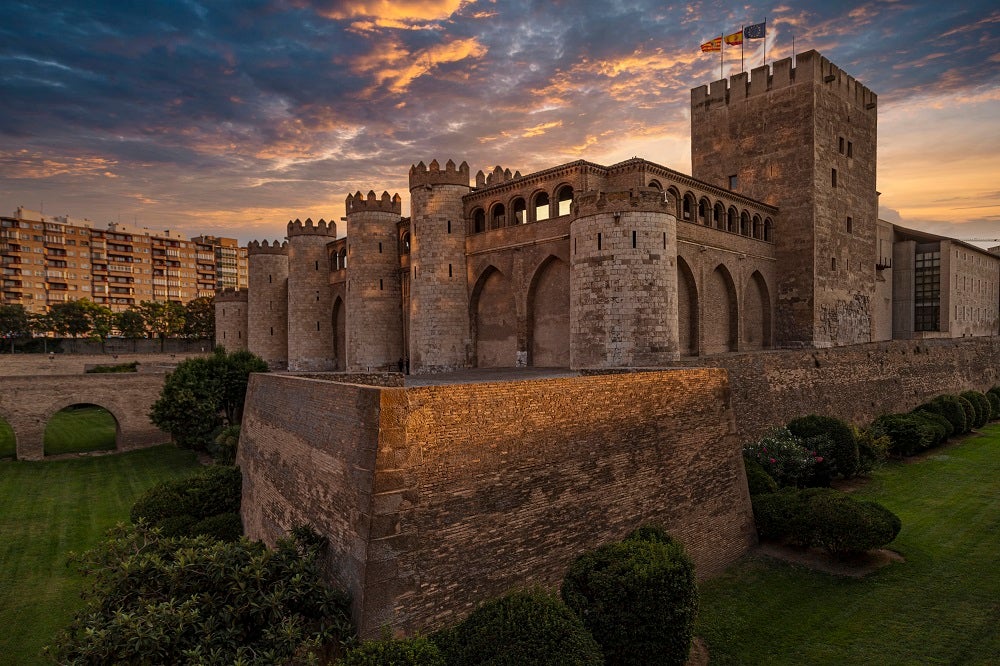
<box><xmin>1</xmin><ymin>1</ymin><xmax>998</xmax><ymax>247</ymax></box>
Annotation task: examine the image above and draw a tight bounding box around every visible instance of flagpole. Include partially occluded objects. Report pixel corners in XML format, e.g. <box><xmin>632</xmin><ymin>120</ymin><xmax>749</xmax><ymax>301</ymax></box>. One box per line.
<box><xmin>719</xmin><ymin>33</ymin><xmax>723</xmax><ymax>80</ymax></box>
<box><xmin>763</xmin><ymin>17</ymin><xmax>767</xmax><ymax>67</ymax></box>
<box><xmin>741</xmin><ymin>25</ymin><xmax>745</xmax><ymax>72</ymax></box>
<box><xmin>792</xmin><ymin>34</ymin><xmax>795</xmax><ymax>65</ymax></box>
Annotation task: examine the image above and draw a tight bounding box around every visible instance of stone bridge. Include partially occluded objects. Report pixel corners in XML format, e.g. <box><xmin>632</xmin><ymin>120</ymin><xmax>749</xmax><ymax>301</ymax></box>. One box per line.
<box><xmin>0</xmin><ymin>374</ymin><xmax>170</xmax><ymax>460</ymax></box>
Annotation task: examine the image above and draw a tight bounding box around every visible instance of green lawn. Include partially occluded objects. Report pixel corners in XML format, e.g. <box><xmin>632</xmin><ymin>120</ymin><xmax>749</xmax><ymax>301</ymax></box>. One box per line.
<box><xmin>0</xmin><ymin>446</ymin><xmax>202</xmax><ymax>665</ymax></box>
<box><xmin>697</xmin><ymin>426</ymin><xmax>1000</xmax><ymax>665</ymax></box>
<box><xmin>0</xmin><ymin>418</ymin><xmax>13</xmax><ymax>458</ymax></box>
<box><xmin>44</xmin><ymin>405</ymin><xmax>118</xmax><ymax>456</ymax></box>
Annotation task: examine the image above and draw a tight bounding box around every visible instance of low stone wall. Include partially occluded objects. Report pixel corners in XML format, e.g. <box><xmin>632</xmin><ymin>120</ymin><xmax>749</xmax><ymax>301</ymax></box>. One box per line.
<box><xmin>676</xmin><ymin>337</ymin><xmax>1000</xmax><ymax>441</ymax></box>
<box><xmin>0</xmin><ymin>352</ymin><xmax>206</xmax><ymax>377</ymax></box>
<box><xmin>238</xmin><ymin>369</ymin><xmax>754</xmax><ymax>637</ymax></box>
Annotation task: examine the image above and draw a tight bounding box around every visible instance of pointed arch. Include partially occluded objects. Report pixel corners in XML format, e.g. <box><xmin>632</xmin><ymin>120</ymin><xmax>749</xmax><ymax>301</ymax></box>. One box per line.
<box><xmin>682</xmin><ymin>192</ymin><xmax>697</xmax><ymax>222</ymax></box>
<box><xmin>332</xmin><ymin>296</ymin><xmax>346</xmax><ymax>370</ymax></box>
<box><xmin>677</xmin><ymin>256</ymin><xmax>699</xmax><ymax>356</ymax></box>
<box><xmin>470</xmin><ymin>266</ymin><xmax>517</xmax><ymax>367</ymax></box>
<box><xmin>667</xmin><ymin>187</ymin><xmax>682</xmax><ymax>219</ymax></box>
<box><xmin>527</xmin><ymin>256</ymin><xmax>570</xmax><ymax>367</ymax></box>
<box><xmin>531</xmin><ymin>190</ymin><xmax>550</xmax><ymax>222</ymax></box>
<box><xmin>705</xmin><ymin>264</ymin><xmax>738</xmax><ymax>353</ymax></box>
<box><xmin>555</xmin><ymin>184</ymin><xmax>574</xmax><ymax>217</ymax></box>
<box><xmin>698</xmin><ymin>197</ymin><xmax>711</xmax><ymax>225</ymax></box>
<box><xmin>741</xmin><ymin>271</ymin><xmax>772</xmax><ymax>350</ymax></box>
<box><xmin>713</xmin><ymin>202</ymin><xmax>725</xmax><ymax>229</ymax></box>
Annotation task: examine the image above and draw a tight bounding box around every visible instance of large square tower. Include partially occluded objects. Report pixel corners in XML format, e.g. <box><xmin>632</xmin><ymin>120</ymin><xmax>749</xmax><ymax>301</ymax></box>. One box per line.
<box><xmin>690</xmin><ymin>50</ymin><xmax>878</xmax><ymax>347</ymax></box>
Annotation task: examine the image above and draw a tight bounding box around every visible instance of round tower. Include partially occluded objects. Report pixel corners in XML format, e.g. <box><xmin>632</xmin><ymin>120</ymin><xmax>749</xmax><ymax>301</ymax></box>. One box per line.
<box><xmin>569</xmin><ymin>188</ymin><xmax>678</xmax><ymax>369</ymax></box>
<box><xmin>286</xmin><ymin>218</ymin><xmax>337</xmax><ymax>371</ymax></box>
<box><xmin>344</xmin><ymin>191</ymin><xmax>404</xmax><ymax>371</ymax></box>
<box><xmin>214</xmin><ymin>287</ymin><xmax>248</xmax><ymax>351</ymax></box>
<box><xmin>247</xmin><ymin>240</ymin><xmax>289</xmax><ymax>369</ymax></box>
<box><xmin>408</xmin><ymin>158</ymin><xmax>471</xmax><ymax>373</ymax></box>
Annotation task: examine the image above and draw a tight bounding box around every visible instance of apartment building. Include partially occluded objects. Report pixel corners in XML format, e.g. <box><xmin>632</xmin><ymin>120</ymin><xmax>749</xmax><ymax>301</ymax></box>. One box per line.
<box><xmin>0</xmin><ymin>207</ymin><xmax>246</xmax><ymax>314</ymax></box>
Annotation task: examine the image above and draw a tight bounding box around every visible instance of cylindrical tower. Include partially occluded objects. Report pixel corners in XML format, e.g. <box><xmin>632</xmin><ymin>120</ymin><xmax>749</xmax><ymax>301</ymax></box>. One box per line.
<box><xmin>344</xmin><ymin>191</ymin><xmax>405</xmax><ymax>371</ymax></box>
<box><xmin>570</xmin><ymin>188</ymin><xmax>678</xmax><ymax>369</ymax></box>
<box><xmin>286</xmin><ymin>218</ymin><xmax>337</xmax><ymax>371</ymax></box>
<box><xmin>408</xmin><ymin>159</ymin><xmax>471</xmax><ymax>373</ymax></box>
<box><xmin>214</xmin><ymin>287</ymin><xmax>248</xmax><ymax>351</ymax></box>
<box><xmin>247</xmin><ymin>240</ymin><xmax>289</xmax><ymax>369</ymax></box>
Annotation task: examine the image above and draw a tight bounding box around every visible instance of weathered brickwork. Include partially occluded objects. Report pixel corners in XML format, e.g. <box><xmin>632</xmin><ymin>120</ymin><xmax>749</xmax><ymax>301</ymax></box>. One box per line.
<box><xmin>214</xmin><ymin>288</ymin><xmax>248</xmax><ymax>351</ymax></box>
<box><xmin>247</xmin><ymin>240</ymin><xmax>289</xmax><ymax>369</ymax></box>
<box><xmin>0</xmin><ymin>373</ymin><xmax>171</xmax><ymax>460</ymax></box>
<box><xmin>287</xmin><ymin>219</ymin><xmax>337</xmax><ymax>371</ymax></box>
<box><xmin>238</xmin><ymin>369</ymin><xmax>755</xmax><ymax>637</ymax></box>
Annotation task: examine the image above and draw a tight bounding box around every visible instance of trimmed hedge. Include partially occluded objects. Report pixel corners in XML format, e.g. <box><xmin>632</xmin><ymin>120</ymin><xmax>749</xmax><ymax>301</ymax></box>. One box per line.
<box><xmin>985</xmin><ymin>389</ymin><xmax>1000</xmax><ymax>420</ymax></box>
<box><xmin>561</xmin><ymin>526</ymin><xmax>698</xmax><ymax>666</ymax></box>
<box><xmin>744</xmin><ymin>457</ymin><xmax>779</xmax><ymax>496</ymax></box>
<box><xmin>130</xmin><ymin>465</ymin><xmax>242</xmax><ymax>540</ymax></box>
<box><xmin>853</xmin><ymin>426</ymin><xmax>891</xmax><ymax>475</ymax></box>
<box><xmin>871</xmin><ymin>413</ymin><xmax>934</xmax><ymax>456</ymax></box>
<box><xmin>786</xmin><ymin>415</ymin><xmax>860</xmax><ymax>480</ymax></box>
<box><xmin>911</xmin><ymin>411</ymin><xmax>950</xmax><ymax>447</ymax></box>
<box><xmin>961</xmin><ymin>391</ymin><xmax>991</xmax><ymax>429</ymax></box>
<box><xmin>752</xmin><ymin>488</ymin><xmax>901</xmax><ymax>556</ymax></box>
<box><xmin>928</xmin><ymin>394</ymin><xmax>968</xmax><ymax>434</ymax></box>
<box><xmin>340</xmin><ymin>636</ymin><xmax>445</xmax><ymax>665</ymax></box>
<box><xmin>85</xmin><ymin>361</ymin><xmax>139</xmax><ymax>373</ymax></box>
<box><xmin>957</xmin><ymin>396</ymin><xmax>977</xmax><ymax>433</ymax></box>
<box><xmin>434</xmin><ymin>589</ymin><xmax>603</xmax><ymax>666</ymax></box>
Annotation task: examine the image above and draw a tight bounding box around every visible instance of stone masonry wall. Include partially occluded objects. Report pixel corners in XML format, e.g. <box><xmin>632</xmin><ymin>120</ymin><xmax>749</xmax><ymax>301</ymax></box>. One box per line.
<box><xmin>287</xmin><ymin>220</ymin><xmax>337</xmax><ymax>371</ymax></box>
<box><xmin>238</xmin><ymin>369</ymin><xmax>754</xmax><ymax>637</ymax></box>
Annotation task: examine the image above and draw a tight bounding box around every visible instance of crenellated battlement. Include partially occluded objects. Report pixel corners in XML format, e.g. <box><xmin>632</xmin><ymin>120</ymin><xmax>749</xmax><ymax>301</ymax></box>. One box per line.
<box><xmin>409</xmin><ymin>158</ymin><xmax>471</xmax><ymax>189</ymax></box>
<box><xmin>346</xmin><ymin>190</ymin><xmax>402</xmax><ymax>215</ymax></box>
<box><xmin>287</xmin><ymin>217</ymin><xmax>337</xmax><ymax>238</ymax></box>
<box><xmin>573</xmin><ymin>187</ymin><xmax>675</xmax><ymax>218</ymax></box>
<box><xmin>214</xmin><ymin>287</ymin><xmax>248</xmax><ymax>302</ymax></box>
<box><xmin>475</xmin><ymin>165</ymin><xmax>522</xmax><ymax>188</ymax></box>
<box><xmin>247</xmin><ymin>239</ymin><xmax>288</xmax><ymax>256</ymax></box>
<box><xmin>691</xmin><ymin>50</ymin><xmax>877</xmax><ymax>113</ymax></box>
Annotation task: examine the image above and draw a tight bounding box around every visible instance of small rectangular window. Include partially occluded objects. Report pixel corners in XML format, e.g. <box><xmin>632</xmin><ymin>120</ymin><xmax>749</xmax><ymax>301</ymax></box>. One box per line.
<box><xmin>378</xmin><ymin>242</ymin><xmax>382</xmax><ymax>254</ymax></box>
<box><xmin>838</xmin><ymin>137</ymin><xmax>845</xmax><ymax>154</ymax></box>
<box><xmin>632</xmin><ymin>230</ymin><xmax>637</xmax><ymax>249</ymax></box>
<box><xmin>379</xmin><ymin>278</ymin><xmax>384</xmax><ymax>290</ymax></box>
<box><xmin>448</xmin><ymin>263</ymin><xmax>453</xmax><ymax>278</ymax></box>
<box><xmin>831</xmin><ymin>168</ymin><xmax>838</xmax><ymax>187</ymax></box>
<box><xmin>447</xmin><ymin>220</ymin><xmax>452</xmax><ymax>234</ymax></box>
<box><xmin>316</xmin><ymin>321</ymin><xmax>320</xmax><ymax>331</ymax></box>
<box><xmin>728</xmin><ymin>174</ymin><xmax>738</xmax><ymax>190</ymax></box>
<box><xmin>597</xmin><ymin>233</ymin><xmax>602</xmax><ymax>251</ymax></box>
<box><xmin>847</xmin><ymin>141</ymin><xmax>853</xmax><ymax>158</ymax></box>
<box><xmin>846</xmin><ymin>216</ymin><xmax>853</xmax><ymax>233</ymax></box>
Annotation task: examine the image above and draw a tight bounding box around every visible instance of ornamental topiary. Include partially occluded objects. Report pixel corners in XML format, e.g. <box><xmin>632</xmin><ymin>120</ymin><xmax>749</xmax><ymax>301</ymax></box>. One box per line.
<box><xmin>751</xmin><ymin>489</ymin><xmax>806</xmax><ymax>542</ymax></box>
<box><xmin>871</xmin><ymin>413</ymin><xmax>934</xmax><ymax>457</ymax></box>
<box><xmin>561</xmin><ymin>527</ymin><xmax>698</xmax><ymax>666</ymax></box>
<box><xmin>786</xmin><ymin>415</ymin><xmax>860</xmax><ymax>479</ymax></box>
<box><xmin>340</xmin><ymin>635</ymin><xmax>445</xmax><ymax>665</ymax></box>
<box><xmin>985</xmin><ymin>389</ymin><xmax>1000</xmax><ymax>420</ymax></box>
<box><xmin>929</xmin><ymin>394</ymin><xmax>968</xmax><ymax>434</ymax></box>
<box><xmin>957</xmin><ymin>395</ymin><xmax>977</xmax><ymax>432</ymax></box>
<box><xmin>742</xmin><ymin>428</ymin><xmax>819</xmax><ymax>488</ymax></box>
<box><xmin>744</xmin><ymin>457</ymin><xmax>779</xmax><ymax>496</ymax></box>
<box><xmin>961</xmin><ymin>391</ymin><xmax>991</xmax><ymax>429</ymax></box>
<box><xmin>911</xmin><ymin>411</ymin><xmax>950</xmax><ymax>447</ymax></box>
<box><xmin>435</xmin><ymin>589</ymin><xmax>602</xmax><ymax>666</ymax></box>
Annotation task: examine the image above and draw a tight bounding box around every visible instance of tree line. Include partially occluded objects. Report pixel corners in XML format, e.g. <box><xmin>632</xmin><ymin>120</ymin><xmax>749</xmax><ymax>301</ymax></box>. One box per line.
<box><xmin>0</xmin><ymin>297</ymin><xmax>214</xmax><ymax>351</ymax></box>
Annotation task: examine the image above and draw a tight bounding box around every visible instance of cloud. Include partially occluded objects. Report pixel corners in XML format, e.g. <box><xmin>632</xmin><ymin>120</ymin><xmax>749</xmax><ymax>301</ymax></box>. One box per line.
<box><xmin>307</xmin><ymin>0</ymin><xmax>466</xmax><ymax>29</ymax></box>
<box><xmin>351</xmin><ymin>35</ymin><xmax>487</xmax><ymax>93</ymax></box>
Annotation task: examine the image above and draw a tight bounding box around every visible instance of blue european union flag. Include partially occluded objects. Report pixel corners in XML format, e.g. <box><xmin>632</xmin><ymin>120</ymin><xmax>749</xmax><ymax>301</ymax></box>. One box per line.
<box><xmin>744</xmin><ymin>22</ymin><xmax>766</xmax><ymax>39</ymax></box>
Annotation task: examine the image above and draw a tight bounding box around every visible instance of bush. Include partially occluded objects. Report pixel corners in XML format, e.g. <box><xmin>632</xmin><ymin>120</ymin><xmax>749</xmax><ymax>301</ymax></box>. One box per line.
<box><xmin>957</xmin><ymin>395</ymin><xmax>977</xmax><ymax>433</ymax></box>
<box><xmin>961</xmin><ymin>391</ymin><xmax>991</xmax><ymax>429</ymax></box>
<box><xmin>340</xmin><ymin>635</ymin><xmax>445</xmax><ymax>665</ymax></box>
<box><xmin>562</xmin><ymin>527</ymin><xmax>698</xmax><ymax>666</ymax></box>
<box><xmin>130</xmin><ymin>466</ymin><xmax>242</xmax><ymax>540</ymax></box>
<box><xmin>744</xmin><ymin>457</ymin><xmax>779</xmax><ymax>496</ymax></box>
<box><xmin>435</xmin><ymin>589</ymin><xmax>603</xmax><ymax>666</ymax></box>
<box><xmin>929</xmin><ymin>394</ymin><xmax>968</xmax><ymax>434</ymax></box>
<box><xmin>786</xmin><ymin>415</ymin><xmax>860</xmax><ymax>479</ymax></box>
<box><xmin>985</xmin><ymin>389</ymin><xmax>1000</xmax><ymax>420</ymax></box>
<box><xmin>86</xmin><ymin>361</ymin><xmax>139</xmax><ymax>373</ymax></box>
<box><xmin>189</xmin><ymin>512</ymin><xmax>243</xmax><ymax>542</ymax></box>
<box><xmin>46</xmin><ymin>524</ymin><xmax>353</xmax><ymax>665</ymax></box>
<box><xmin>210</xmin><ymin>425</ymin><xmax>240</xmax><ymax>465</ymax></box>
<box><xmin>752</xmin><ymin>488</ymin><xmax>901</xmax><ymax>556</ymax></box>
<box><xmin>853</xmin><ymin>426</ymin><xmax>891</xmax><ymax>475</ymax></box>
<box><xmin>742</xmin><ymin>428</ymin><xmax>819</xmax><ymax>488</ymax></box>
<box><xmin>871</xmin><ymin>413</ymin><xmax>935</xmax><ymax>457</ymax></box>
<box><xmin>911</xmin><ymin>411</ymin><xmax>950</xmax><ymax>447</ymax></box>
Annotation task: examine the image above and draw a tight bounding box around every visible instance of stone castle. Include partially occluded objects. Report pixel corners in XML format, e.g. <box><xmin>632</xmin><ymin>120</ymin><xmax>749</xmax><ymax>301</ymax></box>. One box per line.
<box><xmin>216</xmin><ymin>49</ymin><xmax>999</xmax><ymax>370</ymax></box>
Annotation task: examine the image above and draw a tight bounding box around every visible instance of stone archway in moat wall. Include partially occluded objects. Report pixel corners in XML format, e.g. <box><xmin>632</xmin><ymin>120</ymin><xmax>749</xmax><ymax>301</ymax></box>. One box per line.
<box><xmin>43</xmin><ymin>403</ymin><xmax>121</xmax><ymax>456</ymax></box>
<box><xmin>741</xmin><ymin>271</ymin><xmax>772</xmax><ymax>350</ymax></box>
<box><xmin>705</xmin><ymin>264</ymin><xmax>738</xmax><ymax>354</ymax></box>
<box><xmin>473</xmin><ymin>267</ymin><xmax>518</xmax><ymax>368</ymax></box>
<box><xmin>528</xmin><ymin>257</ymin><xmax>570</xmax><ymax>367</ymax></box>
<box><xmin>333</xmin><ymin>297</ymin><xmax>346</xmax><ymax>371</ymax></box>
<box><xmin>677</xmin><ymin>257</ymin><xmax>699</xmax><ymax>356</ymax></box>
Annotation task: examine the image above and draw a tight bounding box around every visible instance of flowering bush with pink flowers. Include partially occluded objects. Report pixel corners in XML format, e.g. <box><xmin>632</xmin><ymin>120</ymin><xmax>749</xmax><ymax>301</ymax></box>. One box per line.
<box><xmin>742</xmin><ymin>428</ymin><xmax>821</xmax><ymax>488</ymax></box>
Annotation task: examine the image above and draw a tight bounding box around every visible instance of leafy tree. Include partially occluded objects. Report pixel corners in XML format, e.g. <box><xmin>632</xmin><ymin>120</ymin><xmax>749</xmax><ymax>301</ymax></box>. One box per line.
<box><xmin>137</xmin><ymin>300</ymin><xmax>186</xmax><ymax>350</ymax></box>
<box><xmin>116</xmin><ymin>307</ymin><xmax>147</xmax><ymax>339</ymax></box>
<box><xmin>46</xmin><ymin>523</ymin><xmax>353</xmax><ymax>665</ymax></box>
<box><xmin>0</xmin><ymin>303</ymin><xmax>31</xmax><ymax>352</ymax></box>
<box><xmin>150</xmin><ymin>347</ymin><xmax>268</xmax><ymax>450</ymax></box>
<box><xmin>47</xmin><ymin>299</ymin><xmax>94</xmax><ymax>337</ymax></box>
<box><xmin>79</xmin><ymin>300</ymin><xmax>116</xmax><ymax>349</ymax></box>
<box><xmin>182</xmin><ymin>296</ymin><xmax>215</xmax><ymax>339</ymax></box>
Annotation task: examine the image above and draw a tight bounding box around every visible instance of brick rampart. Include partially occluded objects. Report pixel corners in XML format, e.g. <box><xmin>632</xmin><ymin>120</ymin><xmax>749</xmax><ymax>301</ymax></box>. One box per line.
<box><xmin>238</xmin><ymin>369</ymin><xmax>754</xmax><ymax>637</ymax></box>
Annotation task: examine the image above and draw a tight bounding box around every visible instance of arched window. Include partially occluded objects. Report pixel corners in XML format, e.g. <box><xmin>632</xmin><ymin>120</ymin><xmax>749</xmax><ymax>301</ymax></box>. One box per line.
<box><xmin>512</xmin><ymin>197</ymin><xmax>527</xmax><ymax>225</ymax></box>
<box><xmin>556</xmin><ymin>185</ymin><xmax>574</xmax><ymax>217</ymax></box>
<box><xmin>473</xmin><ymin>208</ymin><xmax>486</xmax><ymax>233</ymax></box>
<box><xmin>752</xmin><ymin>215</ymin><xmax>762</xmax><ymax>239</ymax></box>
<box><xmin>740</xmin><ymin>211</ymin><xmax>751</xmax><ymax>236</ymax></box>
<box><xmin>727</xmin><ymin>207</ymin><xmax>739</xmax><ymax>233</ymax></box>
<box><xmin>533</xmin><ymin>192</ymin><xmax>550</xmax><ymax>222</ymax></box>
<box><xmin>682</xmin><ymin>192</ymin><xmax>696</xmax><ymax>221</ymax></box>
<box><xmin>491</xmin><ymin>203</ymin><xmax>506</xmax><ymax>229</ymax></box>
<box><xmin>400</xmin><ymin>232</ymin><xmax>411</xmax><ymax>254</ymax></box>
<box><xmin>667</xmin><ymin>187</ymin><xmax>682</xmax><ymax>218</ymax></box>
<box><xmin>713</xmin><ymin>202</ymin><xmax>725</xmax><ymax>229</ymax></box>
<box><xmin>764</xmin><ymin>217</ymin><xmax>773</xmax><ymax>242</ymax></box>
<box><xmin>648</xmin><ymin>179</ymin><xmax>663</xmax><ymax>191</ymax></box>
<box><xmin>698</xmin><ymin>197</ymin><xmax>711</xmax><ymax>225</ymax></box>
<box><xmin>339</xmin><ymin>248</ymin><xmax>347</xmax><ymax>268</ymax></box>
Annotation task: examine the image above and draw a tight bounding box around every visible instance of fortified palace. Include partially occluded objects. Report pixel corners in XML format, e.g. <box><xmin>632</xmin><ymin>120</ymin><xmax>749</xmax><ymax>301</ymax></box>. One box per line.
<box><xmin>217</xmin><ymin>50</ymin><xmax>1000</xmax><ymax>371</ymax></box>
<box><xmin>232</xmin><ymin>51</ymin><xmax>1000</xmax><ymax>638</ymax></box>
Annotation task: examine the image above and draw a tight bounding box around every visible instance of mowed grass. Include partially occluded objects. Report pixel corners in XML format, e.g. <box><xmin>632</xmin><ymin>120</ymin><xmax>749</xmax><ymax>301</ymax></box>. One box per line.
<box><xmin>44</xmin><ymin>405</ymin><xmax>118</xmax><ymax>456</ymax></box>
<box><xmin>0</xmin><ymin>446</ymin><xmax>202</xmax><ymax>665</ymax></box>
<box><xmin>697</xmin><ymin>425</ymin><xmax>1000</xmax><ymax>665</ymax></box>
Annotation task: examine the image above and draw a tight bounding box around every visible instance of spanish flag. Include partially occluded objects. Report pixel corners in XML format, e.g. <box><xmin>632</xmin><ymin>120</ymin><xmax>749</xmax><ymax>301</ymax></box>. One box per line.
<box><xmin>700</xmin><ymin>37</ymin><xmax>722</xmax><ymax>52</ymax></box>
<box><xmin>725</xmin><ymin>30</ymin><xmax>744</xmax><ymax>46</ymax></box>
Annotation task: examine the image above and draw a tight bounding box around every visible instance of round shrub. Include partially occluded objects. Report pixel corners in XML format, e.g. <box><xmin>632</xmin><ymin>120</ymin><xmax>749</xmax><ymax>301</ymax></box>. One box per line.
<box><xmin>961</xmin><ymin>391</ymin><xmax>990</xmax><ymax>429</ymax></box>
<box><xmin>742</xmin><ymin>427</ymin><xmax>818</xmax><ymax>488</ymax></box>
<box><xmin>130</xmin><ymin>466</ymin><xmax>243</xmax><ymax>539</ymax></box>
<box><xmin>853</xmin><ymin>425</ymin><xmax>891</xmax><ymax>475</ymax></box>
<box><xmin>751</xmin><ymin>490</ymin><xmax>806</xmax><ymax>542</ymax></box>
<box><xmin>340</xmin><ymin>635</ymin><xmax>445</xmax><ymax>665</ymax></box>
<box><xmin>803</xmin><ymin>491</ymin><xmax>902</xmax><ymax>555</ymax></box>
<box><xmin>744</xmin><ymin>457</ymin><xmax>779</xmax><ymax>496</ymax></box>
<box><xmin>786</xmin><ymin>415</ymin><xmax>860</xmax><ymax>479</ymax></box>
<box><xmin>911</xmin><ymin>411</ymin><xmax>949</xmax><ymax>447</ymax></box>
<box><xmin>871</xmin><ymin>413</ymin><xmax>934</xmax><ymax>457</ymax></box>
<box><xmin>436</xmin><ymin>589</ymin><xmax>602</xmax><ymax>666</ymax></box>
<box><xmin>985</xmin><ymin>389</ymin><xmax>1000</xmax><ymax>420</ymax></box>
<box><xmin>930</xmin><ymin>394</ymin><xmax>968</xmax><ymax>434</ymax></box>
<box><xmin>189</xmin><ymin>512</ymin><xmax>243</xmax><ymax>542</ymax></box>
<box><xmin>562</xmin><ymin>528</ymin><xmax>698</xmax><ymax>666</ymax></box>
<box><xmin>957</xmin><ymin>395</ymin><xmax>977</xmax><ymax>432</ymax></box>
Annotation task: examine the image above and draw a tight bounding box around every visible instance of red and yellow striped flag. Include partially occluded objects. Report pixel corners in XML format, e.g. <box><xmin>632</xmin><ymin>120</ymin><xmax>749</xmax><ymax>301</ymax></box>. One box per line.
<box><xmin>725</xmin><ymin>30</ymin><xmax>744</xmax><ymax>46</ymax></box>
<box><xmin>700</xmin><ymin>37</ymin><xmax>722</xmax><ymax>52</ymax></box>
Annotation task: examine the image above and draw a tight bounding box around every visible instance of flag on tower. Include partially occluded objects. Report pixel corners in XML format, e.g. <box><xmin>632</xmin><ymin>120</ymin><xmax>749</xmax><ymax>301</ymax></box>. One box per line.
<box><xmin>725</xmin><ymin>30</ymin><xmax>744</xmax><ymax>46</ymax></box>
<box><xmin>744</xmin><ymin>21</ymin><xmax>766</xmax><ymax>39</ymax></box>
<box><xmin>701</xmin><ymin>36</ymin><xmax>722</xmax><ymax>52</ymax></box>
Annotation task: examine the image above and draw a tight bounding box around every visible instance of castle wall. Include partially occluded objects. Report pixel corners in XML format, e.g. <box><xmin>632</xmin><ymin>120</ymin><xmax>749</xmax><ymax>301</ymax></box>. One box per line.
<box><xmin>944</xmin><ymin>241</ymin><xmax>1000</xmax><ymax>338</ymax></box>
<box><xmin>286</xmin><ymin>219</ymin><xmax>337</xmax><ymax>371</ymax></box>
<box><xmin>570</xmin><ymin>189</ymin><xmax>678</xmax><ymax>367</ymax></box>
<box><xmin>247</xmin><ymin>242</ymin><xmax>289</xmax><ymax>369</ymax></box>
<box><xmin>238</xmin><ymin>368</ymin><xmax>753</xmax><ymax>637</ymax></box>
<box><xmin>214</xmin><ymin>289</ymin><xmax>248</xmax><ymax>351</ymax></box>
